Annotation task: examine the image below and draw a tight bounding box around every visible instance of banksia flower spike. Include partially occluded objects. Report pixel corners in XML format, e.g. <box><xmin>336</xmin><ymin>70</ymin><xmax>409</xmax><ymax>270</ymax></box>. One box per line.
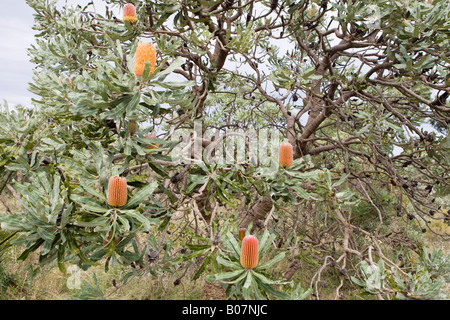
<box><xmin>123</xmin><ymin>3</ymin><xmax>138</xmax><ymax>24</ymax></box>
<box><xmin>279</xmin><ymin>142</ymin><xmax>293</xmax><ymax>168</ymax></box>
<box><xmin>145</xmin><ymin>134</ymin><xmax>159</xmax><ymax>149</ymax></box>
<box><xmin>134</xmin><ymin>42</ymin><xmax>156</xmax><ymax>78</ymax></box>
<box><xmin>238</xmin><ymin>227</ymin><xmax>246</xmax><ymax>241</ymax></box>
<box><xmin>107</xmin><ymin>176</ymin><xmax>128</xmax><ymax>207</ymax></box>
<box><xmin>240</xmin><ymin>235</ymin><xmax>259</xmax><ymax>269</ymax></box>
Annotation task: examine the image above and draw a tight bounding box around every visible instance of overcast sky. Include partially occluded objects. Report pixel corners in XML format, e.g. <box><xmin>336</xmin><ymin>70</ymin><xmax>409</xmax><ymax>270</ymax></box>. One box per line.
<box><xmin>0</xmin><ymin>1</ymin><xmax>37</xmax><ymax>107</ymax></box>
<box><xmin>0</xmin><ymin>0</ymin><xmax>116</xmax><ymax>108</ymax></box>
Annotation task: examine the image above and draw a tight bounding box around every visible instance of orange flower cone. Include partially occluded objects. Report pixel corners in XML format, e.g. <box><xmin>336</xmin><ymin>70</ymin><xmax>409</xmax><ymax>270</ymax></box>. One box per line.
<box><xmin>123</xmin><ymin>3</ymin><xmax>137</xmax><ymax>24</ymax></box>
<box><xmin>145</xmin><ymin>134</ymin><xmax>159</xmax><ymax>149</ymax></box>
<box><xmin>279</xmin><ymin>142</ymin><xmax>293</xmax><ymax>167</ymax></box>
<box><xmin>240</xmin><ymin>235</ymin><xmax>259</xmax><ymax>269</ymax></box>
<box><xmin>134</xmin><ymin>42</ymin><xmax>156</xmax><ymax>77</ymax></box>
<box><xmin>107</xmin><ymin>176</ymin><xmax>128</xmax><ymax>207</ymax></box>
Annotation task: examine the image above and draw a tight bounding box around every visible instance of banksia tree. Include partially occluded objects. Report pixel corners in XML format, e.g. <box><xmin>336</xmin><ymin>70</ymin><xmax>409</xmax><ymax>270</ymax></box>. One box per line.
<box><xmin>134</xmin><ymin>42</ymin><xmax>156</xmax><ymax>77</ymax></box>
<box><xmin>107</xmin><ymin>176</ymin><xmax>128</xmax><ymax>207</ymax></box>
<box><xmin>0</xmin><ymin>0</ymin><xmax>449</xmax><ymax>302</ymax></box>
<box><xmin>123</xmin><ymin>3</ymin><xmax>137</xmax><ymax>25</ymax></box>
<box><xmin>240</xmin><ymin>235</ymin><xmax>259</xmax><ymax>269</ymax></box>
<box><xmin>278</xmin><ymin>142</ymin><xmax>293</xmax><ymax>168</ymax></box>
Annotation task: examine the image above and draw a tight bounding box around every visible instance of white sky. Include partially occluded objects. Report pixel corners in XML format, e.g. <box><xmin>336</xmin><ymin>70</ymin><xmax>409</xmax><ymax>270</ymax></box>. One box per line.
<box><xmin>0</xmin><ymin>0</ymin><xmax>116</xmax><ymax>107</ymax></box>
<box><xmin>0</xmin><ymin>1</ymin><xmax>37</xmax><ymax>107</ymax></box>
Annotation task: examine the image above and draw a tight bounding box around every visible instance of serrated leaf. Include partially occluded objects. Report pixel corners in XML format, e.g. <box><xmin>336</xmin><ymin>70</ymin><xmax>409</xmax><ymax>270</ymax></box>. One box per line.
<box><xmin>122</xmin><ymin>210</ymin><xmax>158</xmax><ymax>231</ymax></box>
<box><xmin>258</xmin><ymin>229</ymin><xmax>275</xmax><ymax>257</ymax></box>
<box><xmin>289</xmin><ymin>185</ymin><xmax>311</xmax><ymax>199</ymax></box>
<box><xmin>192</xmin><ymin>253</ymin><xmax>211</xmax><ymax>281</ymax></box>
<box><xmin>254</xmin><ymin>275</ymin><xmax>291</xmax><ymax>300</ymax></box>
<box><xmin>37</xmin><ymin>227</ymin><xmax>55</xmax><ymax>243</ymax></box>
<box><xmin>243</xmin><ymin>270</ymin><xmax>253</xmax><ymax>289</ymax></box>
<box><xmin>60</xmin><ymin>203</ymin><xmax>73</xmax><ymax>228</ymax></box>
<box><xmin>73</xmin><ymin>216</ymin><xmax>109</xmax><ymax>228</ymax></box>
<box><xmin>251</xmin><ymin>276</ymin><xmax>268</xmax><ymax>300</ymax></box>
<box><xmin>172</xmin><ymin>247</ymin><xmax>209</xmax><ymax>264</ymax></box>
<box><xmin>71</xmin><ymin>194</ymin><xmax>108</xmax><ymax>213</ymax></box>
<box><xmin>155</xmin><ymin>56</ymin><xmax>184</xmax><ymax>81</ymax></box>
<box><xmin>212</xmin><ymin>269</ymin><xmax>246</xmax><ymax>283</ymax></box>
<box><xmin>223</xmin><ymin>231</ymin><xmax>241</xmax><ymax>259</ymax></box>
<box><xmin>122</xmin><ymin>180</ymin><xmax>158</xmax><ymax>209</ymax></box>
<box><xmin>332</xmin><ymin>173</ymin><xmax>349</xmax><ymax>188</ymax></box>
<box><xmin>217</xmin><ymin>255</ymin><xmax>242</xmax><ymax>269</ymax></box>
<box><xmin>256</xmin><ymin>252</ymin><xmax>286</xmax><ymax>271</ymax></box>
<box><xmin>80</xmin><ymin>180</ymin><xmax>106</xmax><ymax>202</ymax></box>
<box><xmin>185</xmin><ymin>244</ymin><xmax>211</xmax><ymax>251</ymax></box>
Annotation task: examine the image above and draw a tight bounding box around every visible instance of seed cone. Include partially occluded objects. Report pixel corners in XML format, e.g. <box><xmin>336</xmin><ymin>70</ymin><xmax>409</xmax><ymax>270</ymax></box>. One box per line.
<box><xmin>145</xmin><ymin>134</ymin><xmax>159</xmax><ymax>149</ymax></box>
<box><xmin>123</xmin><ymin>3</ymin><xmax>137</xmax><ymax>24</ymax></box>
<box><xmin>107</xmin><ymin>176</ymin><xmax>128</xmax><ymax>207</ymax></box>
<box><xmin>134</xmin><ymin>42</ymin><xmax>156</xmax><ymax>77</ymax></box>
<box><xmin>128</xmin><ymin>120</ymin><xmax>137</xmax><ymax>136</ymax></box>
<box><xmin>240</xmin><ymin>235</ymin><xmax>259</xmax><ymax>269</ymax></box>
<box><xmin>279</xmin><ymin>142</ymin><xmax>293</xmax><ymax>167</ymax></box>
<box><xmin>103</xmin><ymin>231</ymin><xmax>119</xmax><ymax>245</ymax></box>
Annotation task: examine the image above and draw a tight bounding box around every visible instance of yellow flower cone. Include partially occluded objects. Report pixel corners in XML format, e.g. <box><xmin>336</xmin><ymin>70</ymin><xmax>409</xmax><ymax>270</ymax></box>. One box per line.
<box><xmin>123</xmin><ymin>3</ymin><xmax>138</xmax><ymax>24</ymax></box>
<box><xmin>134</xmin><ymin>42</ymin><xmax>156</xmax><ymax>77</ymax></box>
